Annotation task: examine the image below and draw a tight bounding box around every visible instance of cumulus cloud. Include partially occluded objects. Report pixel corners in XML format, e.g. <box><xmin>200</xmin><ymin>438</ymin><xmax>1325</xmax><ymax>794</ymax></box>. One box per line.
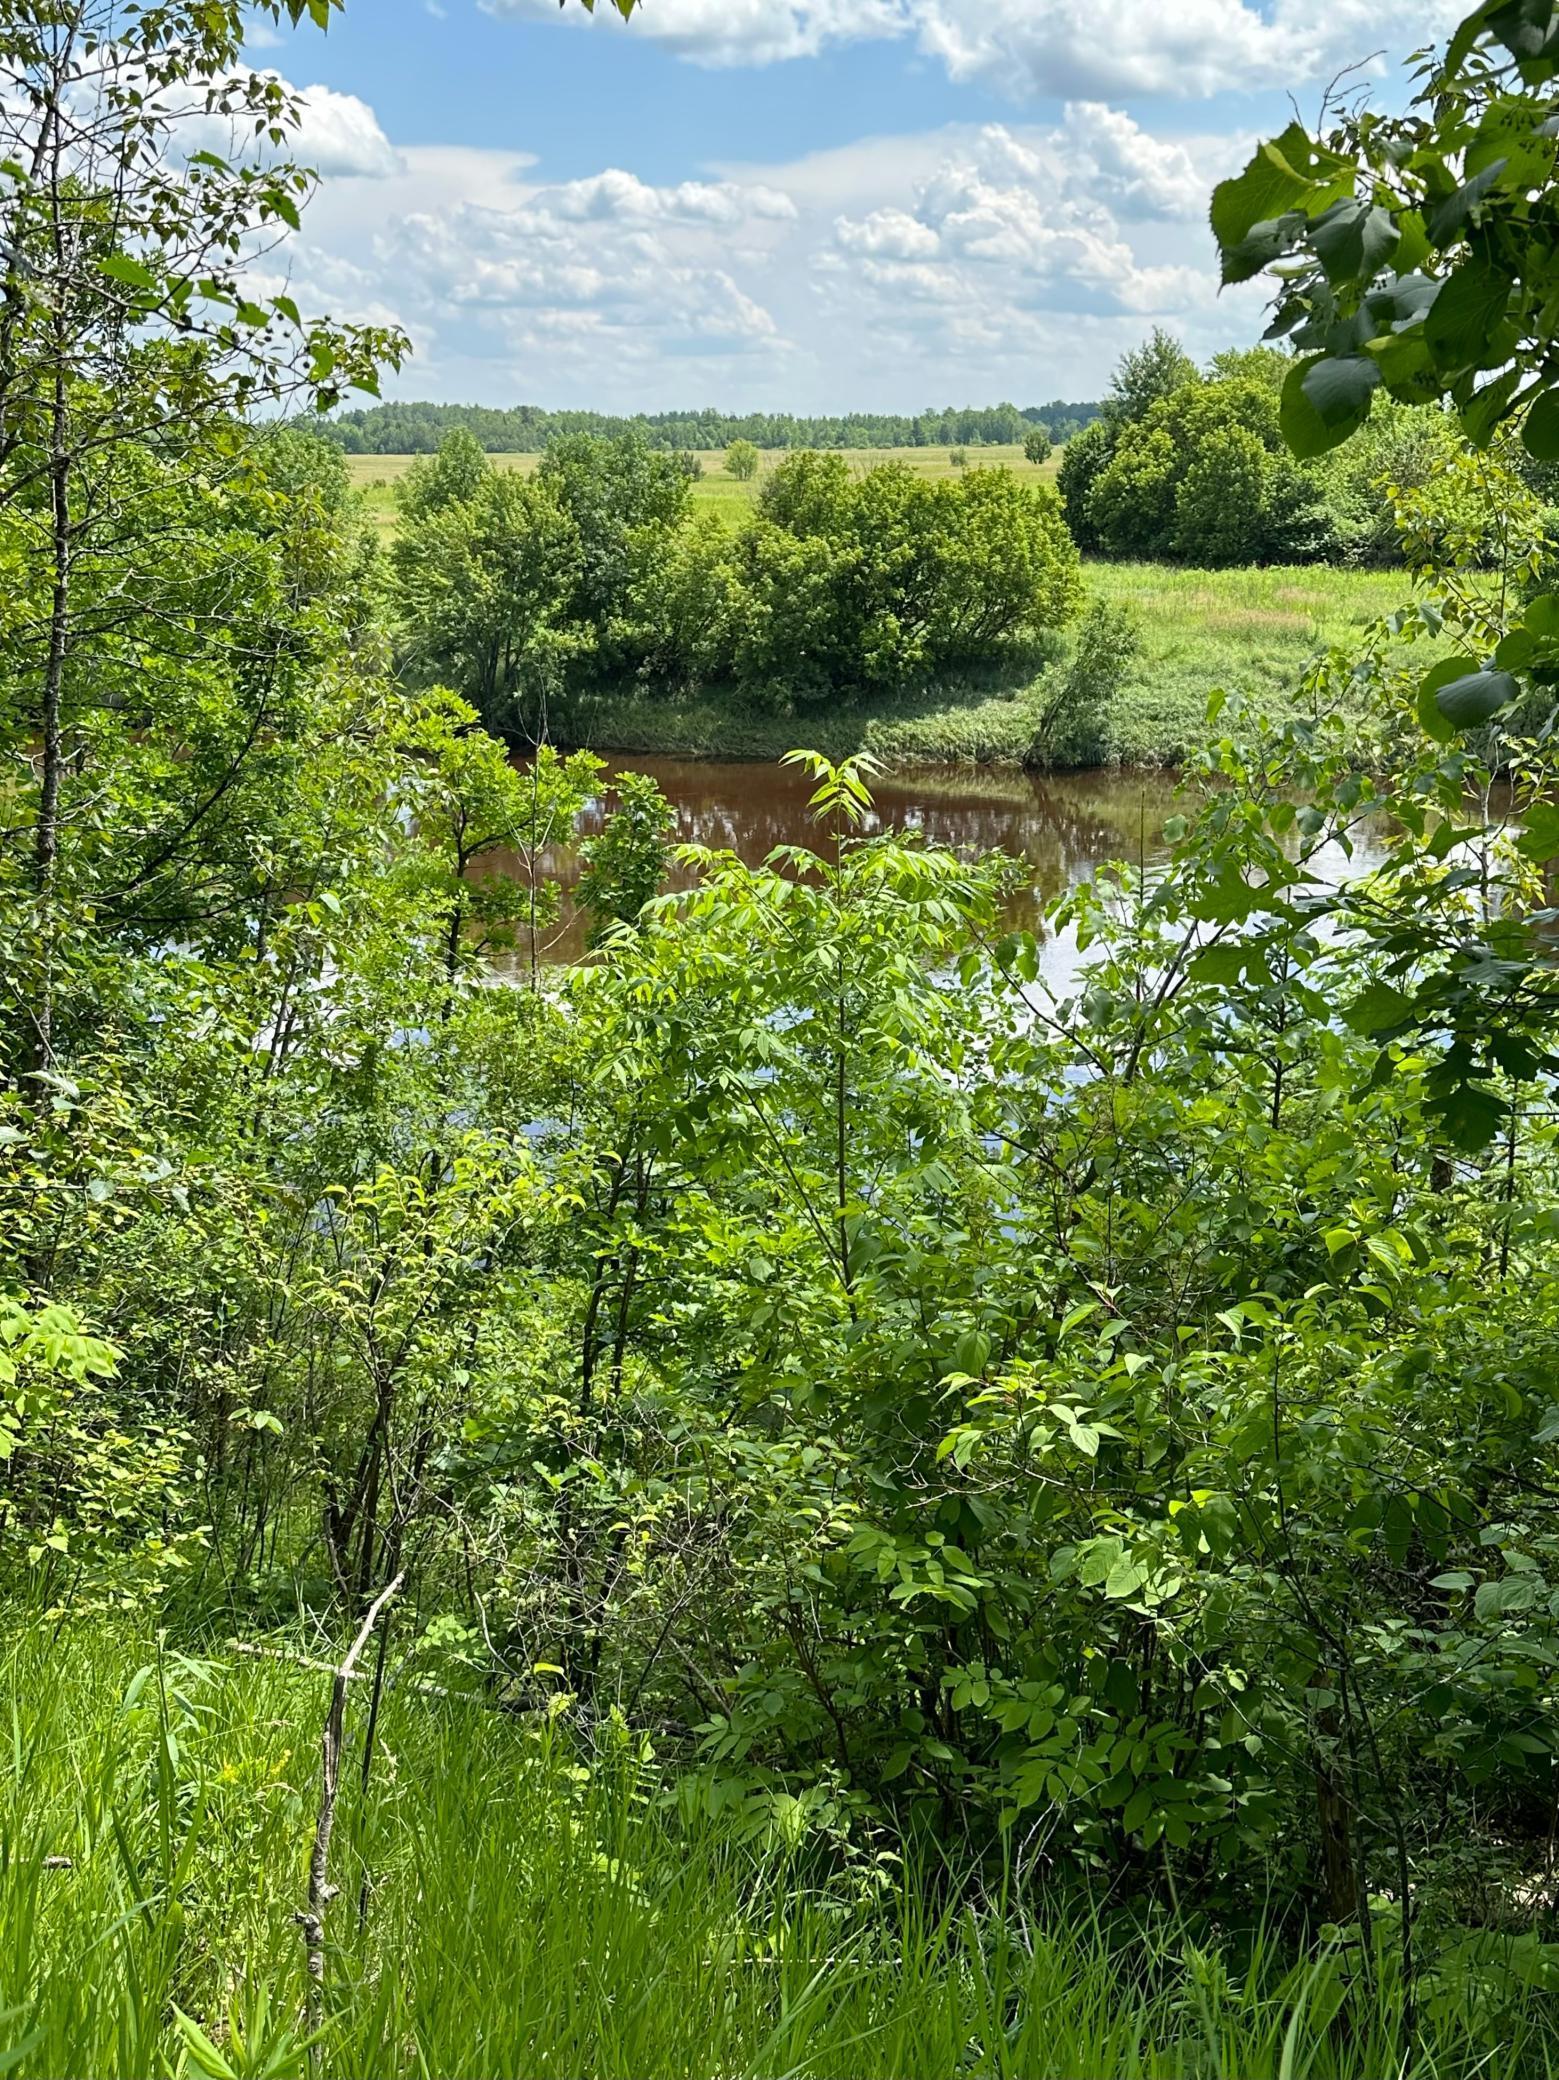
<box><xmin>549</xmin><ymin>168</ymin><xmax>796</xmax><ymax>224</ymax></box>
<box><xmin>291</xmin><ymin>84</ymin><xmax>403</xmax><ymax>178</ymax></box>
<box><xmin>486</xmin><ymin>0</ymin><xmax>1465</xmax><ymax>98</ymax></box>
<box><xmin>181</xmin><ymin>75</ymin><xmax>400</xmax><ymax>178</ymax></box>
<box><xmin>835</xmin><ymin>207</ymin><xmax>941</xmax><ymax>261</ymax></box>
<box><xmin>481</xmin><ymin>0</ymin><xmax>902</xmax><ymax>67</ymax></box>
<box><xmin>271</xmin><ymin>100</ymin><xmax>1265</xmax><ymax>405</ymax></box>
<box><xmin>833</xmin><ymin>123</ymin><xmax>1211</xmax><ymax>326</ymax></box>
<box><xmin>277</xmin><ymin>150</ymin><xmax>793</xmax><ymax>395</ymax></box>
<box><xmin>1059</xmin><ymin>103</ymin><xmax>1204</xmax><ymax>221</ymax></box>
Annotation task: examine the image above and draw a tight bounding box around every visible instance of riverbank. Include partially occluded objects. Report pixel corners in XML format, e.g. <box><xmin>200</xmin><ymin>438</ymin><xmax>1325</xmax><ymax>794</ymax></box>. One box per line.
<box><xmin>551</xmin><ymin>562</ymin><xmax>1409</xmax><ymax>768</ymax></box>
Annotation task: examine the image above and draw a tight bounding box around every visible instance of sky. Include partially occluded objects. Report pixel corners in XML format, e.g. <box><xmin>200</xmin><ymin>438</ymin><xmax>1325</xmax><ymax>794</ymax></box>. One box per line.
<box><xmin>237</xmin><ymin>0</ymin><xmax>1463</xmax><ymax>415</ymax></box>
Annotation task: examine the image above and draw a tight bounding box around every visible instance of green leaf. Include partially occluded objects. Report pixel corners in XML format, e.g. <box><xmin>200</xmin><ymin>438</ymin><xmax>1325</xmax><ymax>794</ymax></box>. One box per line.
<box><xmin>1424</xmin><ymin>255</ymin><xmax>1513</xmax><ymax>373</ymax></box>
<box><xmin>1435</xmin><ymin>667</ymin><xmax>1519</xmax><ymax>728</ymax></box>
<box><xmin>1417</xmin><ymin>656</ymin><xmax>1475</xmax><ymax>742</ymax></box>
<box><xmin>1522</xmin><ymin>389</ymin><xmax>1559</xmax><ymax>460</ymax></box>
<box><xmin>1309</xmin><ymin>197</ymin><xmax>1399</xmax><ymax>285</ymax></box>
<box><xmin>1475</xmin><ymin>1575</ymin><xmax>1538</xmax><ymax>1620</ymax></box>
<box><xmin>1426</xmin><ymin>161</ymin><xmax>1508</xmax><ymax>247</ymax></box>
<box><xmin>1188</xmin><ymin>944</ymin><xmax>1248</xmax><ymax>985</ymax></box>
<box><xmin>1345</xmin><ymin>980</ymin><xmax>1415</xmax><ymax>1036</ymax></box>
<box><xmin>1280</xmin><ymin>356</ymin><xmax>1378</xmax><ymax>457</ymax></box>
<box><xmin>1103</xmin><ymin>1555</ymin><xmax>1147</xmax><ymax>1601</ymax></box>
<box><xmin>99</xmin><ymin>253</ymin><xmax>159</xmax><ymax>292</ymax></box>
<box><xmin>1209</xmin><ymin>122</ymin><xmax>1353</xmax><ymax>282</ymax></box>
<box><xmin>1461</xmin><ymin>368</ymin><xmax>1522</xmax><ymax>447</ymax></box>
<box><xmin>1432</xmin><ymin>1080</ymin><xmax>1507</xmax><ymax>1153</ymax></box>
<box><xmin>1516</xmin><ymin>801</ymin><xmax>1559</xmax><ymax>862</ymax></box>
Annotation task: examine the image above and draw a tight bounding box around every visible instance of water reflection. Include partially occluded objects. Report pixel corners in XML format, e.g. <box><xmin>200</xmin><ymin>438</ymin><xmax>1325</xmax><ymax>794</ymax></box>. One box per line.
<box><xmin>477</xmin><ymin>754</ymin><xmax>1396</xmax><ymax>980</ymax></box>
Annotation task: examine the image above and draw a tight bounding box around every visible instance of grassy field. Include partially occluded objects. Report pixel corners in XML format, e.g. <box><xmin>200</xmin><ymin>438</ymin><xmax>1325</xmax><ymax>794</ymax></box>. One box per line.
<box><xmin>552</xmin><ymin>561</ymin><xmax>1414</xmax><ymax>768</ymax></box>
<box><xmin>347</xmin><ymin>443</ymin><xmax>1055</xmax><ymax>531</ymax></box>
<box><xmin>1085</xmin><ymin>560</ymin><xmax>1406</xmax><ymax>765</ymax></box>
<box><xmin>6</xmin><ymin>1613</ymin><xmax>1547</xmax><ymax>2080</ymax></box>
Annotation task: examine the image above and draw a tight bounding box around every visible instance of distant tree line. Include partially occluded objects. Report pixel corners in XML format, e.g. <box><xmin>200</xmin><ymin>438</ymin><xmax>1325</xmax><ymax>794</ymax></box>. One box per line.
<box><xmin>391</xmin><ymin>430</ymin><xmax>1082</xmax><ymax>729</ymax></box>
<box><xmin>327</xmin><ymin>398</ymin><xmax>1102</xmax><ymax>455</ymax></box>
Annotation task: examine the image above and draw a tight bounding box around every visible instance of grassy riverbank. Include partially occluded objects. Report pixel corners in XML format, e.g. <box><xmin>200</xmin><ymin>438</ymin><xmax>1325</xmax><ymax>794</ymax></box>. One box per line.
<box><xmin>552</xmin><ymin>562</ymin><xmax>1410</xmax><ymax>768</ymax></box>
<box><xmin>7</xmin><ymin>1614</ymin><xmax>1549</xmax><ymax>2080</ymax></box>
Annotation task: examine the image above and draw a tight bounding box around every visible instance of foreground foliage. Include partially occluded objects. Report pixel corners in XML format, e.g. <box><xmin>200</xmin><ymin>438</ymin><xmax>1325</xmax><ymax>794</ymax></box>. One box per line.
<box><xmin>7</xmin><ymin>3</ymin><xmax>1559</xmax><ymax>2074</ymax></box>
<box><xmin>5</xmin><ymin>1619</ymin><xmax>1555</xmax><ymax>2080</ymax></box>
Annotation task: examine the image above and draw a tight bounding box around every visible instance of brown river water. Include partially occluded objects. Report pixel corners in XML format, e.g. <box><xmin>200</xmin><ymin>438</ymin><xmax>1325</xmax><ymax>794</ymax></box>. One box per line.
<box><xmin>482</xmin><ymin>754</ymin><xmax>1398</xmax><ymax>980</ymax></box>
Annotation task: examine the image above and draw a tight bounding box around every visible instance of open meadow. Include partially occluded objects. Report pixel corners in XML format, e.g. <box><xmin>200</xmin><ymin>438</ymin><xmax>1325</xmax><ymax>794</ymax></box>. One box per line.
<box><xmin>346</xmin><ymin>443</ymin><xmax>1057</xmax><ymax>530</ymax></box>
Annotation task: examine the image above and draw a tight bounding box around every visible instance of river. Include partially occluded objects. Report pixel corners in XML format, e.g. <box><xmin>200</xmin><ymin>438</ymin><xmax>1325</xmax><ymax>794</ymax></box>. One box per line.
<box><xmin>486</xmin><ymin>754</ymin><xmax>1396</xmax><ymax>979</ymax></box>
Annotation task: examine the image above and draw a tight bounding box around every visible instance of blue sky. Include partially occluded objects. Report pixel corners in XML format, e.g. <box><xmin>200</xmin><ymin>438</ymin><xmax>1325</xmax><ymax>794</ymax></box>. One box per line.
<box><xmin>242</xmin><ymin>0</ymin><xmax>1459</xmax><ymax>413</ymax></box>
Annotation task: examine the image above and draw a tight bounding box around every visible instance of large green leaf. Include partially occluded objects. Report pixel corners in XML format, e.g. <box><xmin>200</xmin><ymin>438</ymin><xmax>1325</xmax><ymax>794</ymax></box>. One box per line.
<box><xmin>1345</xmin><ymin>980</ymin><xmax>1416</xmax><ymax>1035</ymax></box>
<box><xmin>1435</xmin><ymin>666</ymin><xmax>1519</xmax><ymax>728</ymax></box>
<box><xmin>1417</xmin><ymin>656</ymin><xmax>1476</xmax><ymax>742</ymax></box>
<box><xmin>1515</xmin><ymin>800</ymin><xmax>1559</xmax><ymax>862</ymax></box>
<box><xmin>1309</xmin><ymin>197</ymin><xmax>1400</xmax><ymax>285</ymax></box>
<box><xmin>1424</xmin><ymin>254</ymin><xmax>1513</xmax><ymax>372</ymax></box>
<box><xmin>1427</xmin><ymin>161</ymin><xmax>1509</xmax><ymax>247</ymax></box>
<box><xmin>1279</xmin><ymin>355</ymin><xmax>1379</xmax><ymax>457</ymax></box>
<box><xmin>1210</xmin><ymin>123</ymin><xmax>1354</xmax><ymax>283</ymax></box>
<box><xmin>1522</xmin><ymin>388</ymin><xmax>1559</xmax><ymax>459</ymax></box>
<box><xmin>1486</xmin><ymin>0</ymin><xmax>1559</xmax><ymax>68</ymax></box>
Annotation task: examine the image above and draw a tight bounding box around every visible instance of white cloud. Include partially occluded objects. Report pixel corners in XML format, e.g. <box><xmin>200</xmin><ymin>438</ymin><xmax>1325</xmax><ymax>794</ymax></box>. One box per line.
<box><xmin>833</xmin><ymin>124</ymin><xmax>1214</xmax><ymax>325</ymax></box>
<box><xmin>291</xmin><ymin>84</ymin><xmax>402</xmax><ymax>178</ymax></box>
<box><xmin>549</xmin><ymin>168</ymin><xmax>797</xmax><ymax>224</ymax></box>
<box><xmin>272</xmin><ymin>105</ymin><xmax>1267</xmax><ymax>408</ymax></box>
<box><xmin>835</xmin><ymin>207</ymin><xmax>941</xmax><ymax>260</ymax></box>
<box><xmin>909</xmin><ymin>0</ymin><xmax>1467</xmax><ymax>100</ymax></box>
<box><xmin>481</xmin><ymin>0</ymin><xmax>902</xmax><ymax>67</ymax></box>
<box><xmin>485</xmin><ymin>0</ymin><xmax>1465</xmax><ymax>98</ymax></box>
<box><xmin>280</xmin><ymin>148</ymin><xmax>790</xmax><ymax>398</ymax></box>
<box><xmin>182</xmin><ymin>75</ymin><xmax>400</xmax><ymax>178</ymax></box>
<box><xmin>1059</xmin><ymin>104</ymin><xmax>1204</xmax><ymax>221</ymax></box>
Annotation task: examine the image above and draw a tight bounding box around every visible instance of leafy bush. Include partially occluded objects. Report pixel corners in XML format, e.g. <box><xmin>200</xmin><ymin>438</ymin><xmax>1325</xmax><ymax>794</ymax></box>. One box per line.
<box><xmin>730</xmin><ymin>455</ymin><xmax>1081</xmax><ymax>703</ymax></box>
<box><xmin>392</xmin><ymin>458</ymin><xmax>586</xmax><ymax>729</ymax></box>
<box><xmin>390</xmin><ymin>438</ymin><xmax>1082</xmax><ymax>718</ymax></box>
<box><xmin>1026</xmin><ymin>597</ymin><xmax>1142</xmax><ymax>766</ymax></box>
<box><xmin>1067</xmin><ymin>335</ymin><xmax>1512</xmax><ymax>568</ymax></box>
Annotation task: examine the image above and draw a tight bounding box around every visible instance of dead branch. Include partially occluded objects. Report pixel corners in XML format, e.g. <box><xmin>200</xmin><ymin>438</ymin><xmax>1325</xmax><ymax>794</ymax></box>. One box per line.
<box><xmin>295</xmin><ymin>1573</ymin><xmax>403</xmax><ymax>2056</ymax></box>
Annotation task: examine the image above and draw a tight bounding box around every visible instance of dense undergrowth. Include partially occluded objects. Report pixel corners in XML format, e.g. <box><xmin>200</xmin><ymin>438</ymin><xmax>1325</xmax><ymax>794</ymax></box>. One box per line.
<box><xmin>7</xmin><ymin>1618</ymin><xmax>1556</xmax><ymax>2080</ymax></box>
<box><xmin>9</xmin><ymin>6</ymin><xmax>1559</xmax><ymax>2077</ymax></box>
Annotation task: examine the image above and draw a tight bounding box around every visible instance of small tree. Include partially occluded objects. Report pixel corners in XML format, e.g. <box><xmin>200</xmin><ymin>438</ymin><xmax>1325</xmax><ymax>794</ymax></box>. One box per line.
<box><xmin>1107</xmin><ymin>328</ymin><xmax>1197</xmax><ymax>425</ymax></box>
<box><xmin>725</xmin><ymin>439</ymin><xmax>760</xmax><ymax>482</ymax></box>
<box><xmin>575</xmin><ymin>772</ymin><xmax>676</xmax><ymax>947</ymax></box>
<box><xmin>1023</xmin><ymin>425</ymin><xmax>1053</xmax><ymax>466</ymax></box>
<box><xmin>948</xmin><ymin>448</ymin><xmax>969</xmax><ymax>469</ymax></box>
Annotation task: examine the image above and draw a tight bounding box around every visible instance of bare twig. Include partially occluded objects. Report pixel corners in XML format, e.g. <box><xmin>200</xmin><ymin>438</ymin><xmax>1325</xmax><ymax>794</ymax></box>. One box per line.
<box><xmin>295</xmin><ymin>1574</ymin><xmax>403</xmax><ymax>2056</ymax></box>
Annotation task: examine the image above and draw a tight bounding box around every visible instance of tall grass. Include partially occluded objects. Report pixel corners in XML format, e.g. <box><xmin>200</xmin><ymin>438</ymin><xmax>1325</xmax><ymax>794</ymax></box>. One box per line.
<box><xmin>4</xmin><ymin>1618</ymin><xmax>1549</xmax><ymax>2078</ymax></box>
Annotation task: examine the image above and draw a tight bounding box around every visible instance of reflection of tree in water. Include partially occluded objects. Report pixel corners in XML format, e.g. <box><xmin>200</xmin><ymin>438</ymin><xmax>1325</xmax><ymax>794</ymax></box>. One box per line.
<box><xmin>480</xmin><ymin>754</ymin><xmax>1188</xmax><ymax>968</ymax></box>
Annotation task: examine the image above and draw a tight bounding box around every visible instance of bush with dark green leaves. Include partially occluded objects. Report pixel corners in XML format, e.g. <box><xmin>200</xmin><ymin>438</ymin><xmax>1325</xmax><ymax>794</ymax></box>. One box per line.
<box><xmin>392</xmin><ymin>435</ymin><xmax>1083</xmax><ymax>719</ymax></box>
<box><xmin>1064</xmin><ymin>333</ymin><xmax>1515</xmax><ymax>568</ymax></box>
<box><xmin>725</xmin><ymin>453</ymin><xmax>1082</xmax><ymax>705</ymax></box>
